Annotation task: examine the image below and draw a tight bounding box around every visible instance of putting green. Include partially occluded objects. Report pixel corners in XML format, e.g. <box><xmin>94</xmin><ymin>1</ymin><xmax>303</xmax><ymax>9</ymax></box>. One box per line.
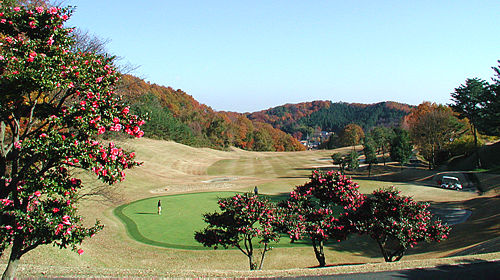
<box><xmin>114</xmin><ymin>191</ymin><xmax>313</xmax><ymax>250</ymax></box>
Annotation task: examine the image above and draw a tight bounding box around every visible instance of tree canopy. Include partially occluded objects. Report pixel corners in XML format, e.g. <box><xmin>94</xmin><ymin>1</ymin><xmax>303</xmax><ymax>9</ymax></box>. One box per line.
<box><xmin>0</xmin><ymin>5</ymin><xmax>144</xmax><ymax>278</ymax></box>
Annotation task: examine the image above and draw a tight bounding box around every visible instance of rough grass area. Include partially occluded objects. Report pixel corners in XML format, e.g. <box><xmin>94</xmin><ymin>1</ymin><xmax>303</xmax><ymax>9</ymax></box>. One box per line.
<box><xmin>1</xmin><ymin>138</ymin><xmax>499</xmax><ymax>277</ymax></box>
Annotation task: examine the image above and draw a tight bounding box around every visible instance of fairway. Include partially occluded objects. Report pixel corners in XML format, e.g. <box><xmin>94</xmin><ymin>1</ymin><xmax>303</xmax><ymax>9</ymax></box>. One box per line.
<box><xmin>115</xmin><ymin>191</ymin><xmax>314</xmax><ymax>249</ymax></box>
<box><xmin>5</xmin><ymin>138</ymin><xmax>497</xmax><ymax>278</ymax></box>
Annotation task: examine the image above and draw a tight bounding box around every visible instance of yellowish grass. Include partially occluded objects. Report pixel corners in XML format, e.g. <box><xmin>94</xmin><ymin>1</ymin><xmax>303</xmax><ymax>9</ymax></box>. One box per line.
<box><xmin>1</xmin><ymin>138</ymin><xmax>498</xmax><ymax>277</ymax></box>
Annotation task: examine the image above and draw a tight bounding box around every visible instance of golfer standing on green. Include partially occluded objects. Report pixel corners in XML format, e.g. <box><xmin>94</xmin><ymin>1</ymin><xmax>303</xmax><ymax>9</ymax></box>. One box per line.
<box><xmin>157</xmin><ymin>199</ymin><xmax>162</xmax><ymax>215</ymax></box>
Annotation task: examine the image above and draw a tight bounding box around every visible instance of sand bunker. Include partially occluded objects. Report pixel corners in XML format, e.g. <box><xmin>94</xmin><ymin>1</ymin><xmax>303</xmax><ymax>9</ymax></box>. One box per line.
<box><xmin>150</xmin><ymin>182</ymin><xmax>236</xmax><ymax>194</ymax></box>
<box><xmin>430</xmin><ymin>208</ymin><xmax>472</xmax><ymax>225</ymax></box>
<box><xmin>201</xmin><ymin>177</ymin><xmax>238</xmax><ymax>183</ymax></box>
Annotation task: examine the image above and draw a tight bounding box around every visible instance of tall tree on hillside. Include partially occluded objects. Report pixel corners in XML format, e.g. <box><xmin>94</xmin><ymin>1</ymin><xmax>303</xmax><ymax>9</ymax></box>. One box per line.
<box><xmin>405</xmin><ymin>103</ymin><xmax>464</xmax><ymax>169</ymax></box>
<box><xmin>339</xmin><ymin>124</ymin><xmax>364</xmax><ymax>151</ymax></box>
<box><xmin>0</xmin><ymin>6</ymin><xmax>144</xmax><ymax>279</ymax></box>
<box><xmin>450</xmin><ymin>78</ymin><xmax>490</xmax><ymax>149</ymax></box>
<box><xmin>481</xmin><ymin>60</ymin><xmax>500</xmax><ymax>135</ymax></box>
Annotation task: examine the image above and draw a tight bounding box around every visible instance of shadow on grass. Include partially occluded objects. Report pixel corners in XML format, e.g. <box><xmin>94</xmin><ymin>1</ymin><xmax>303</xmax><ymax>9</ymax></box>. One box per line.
<box><xmin>135</xmin><ymin>212</ymin><xmax>157</xmax><ymax>215</ymax></box>
<box><xmin>325</xmin><ymin>195</ymin><xmax>500</xmax><ymax>260</ymax></box>
<box><xmin>260</xmin><ymin>192</ymin><xmax>500</xmax><ymax>261</ymax></box>
<box><xmin>397</xmin><ymin>259</ymin><xmax>500</xmax><ymax>280</ymax></box>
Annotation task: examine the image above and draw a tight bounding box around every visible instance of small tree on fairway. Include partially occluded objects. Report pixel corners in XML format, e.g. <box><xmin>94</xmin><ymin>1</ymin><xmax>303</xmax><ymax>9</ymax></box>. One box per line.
<box><xmin>194</xmin><ymin>193</ymin><xmax>280</xmax><ymax>270</ymax></box>
<box><xmin>346</xmin><ymin>150</ymin><xmax>359</xmax><ymax>171</ymax></box>
<box><xmin>351</xmin><ymin>188</ymin><xmax>450</xmax><ymax>262</ymax></box>
<box><xmin>331</xmin><ymin>152</ymin><xmax>346</xmax><ymax>174</ymax></box>
<box><xmin>0</xmin><ymin>6</ymin><xmax>144</xmax><ymax>279</ymax></box>
<box><xmin>278</xmin><ymin>170</ymin><xmax>364</xmax><ymax>267</ymax></box>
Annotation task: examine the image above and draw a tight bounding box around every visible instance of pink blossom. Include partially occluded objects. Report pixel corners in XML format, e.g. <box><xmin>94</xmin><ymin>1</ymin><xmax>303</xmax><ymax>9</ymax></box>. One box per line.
<box><xmin>97</xmin><ymin>126</ymin><xmax>105</xmax><ymax>135</ymax></box>
<box><xmin>49</xmin><ymin>7</ymin><xmax>58</xmax><ymax>14</ymax></box>
<box><xmin>29</xmin><ymin>21</ymin><xmax>36</xmax><ymax>28</ymax></box>
<box><xmin>122</xmin><ymin>107</ymin><xmax>130</xmax><ymax>114</ymax></box>
<box><xmin>36</xmin><ymin>6</ymin><xmax>44</xmax><ymax>13</ymax></box>
<box><xmin>77</xmin><ymin>249</ymin><xmax>84</xmax><ymax>255</ymax></box>
<box><xmin>52</xmin><ymin>208</ymin><xmax>60</xmax><ymax>213</ymax></box>
<box><xmin>34</xmin><ymin>191</ymin><xmax>41</xmax><ymax>197</ymax></box>
<box><xmin>47</xmin><ymin>37</ymin><xmax>54</xmax><ymax>46</ymax></box>
<box><xmin>13</xmin><ymin>7</ymin><xmax>21</xmax><ymax>12</ymax></box>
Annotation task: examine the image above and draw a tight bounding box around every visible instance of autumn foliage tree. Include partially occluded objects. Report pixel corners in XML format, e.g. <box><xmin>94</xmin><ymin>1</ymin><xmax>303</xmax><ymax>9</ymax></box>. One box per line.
<box><xmin>194</xmin><ymin>193</ymin><xmax>280</xmax><ymax>270</ymax></box>
<box><xmin>350</xmin><ymin>188</ymin><xmax>450</xmax><ymax>262</ymax></box>
<box><xmin>278</xmin><ymin>171</ymin><xmax>364</xmax><ymax>267</ymax></box>
<box><xmin>339</xmin><ymin>123</ymin><xmax>364</xmax><ymax>151</ymax></box>
<box><xmin>404</xmin><ymin>103</ymin><xmax>463</xmax><ymax>169</ymax></box>
<box><xmin>0</xmin><ymin>6</ymin><xmax>144</xmax><ymax>279</ymax></box>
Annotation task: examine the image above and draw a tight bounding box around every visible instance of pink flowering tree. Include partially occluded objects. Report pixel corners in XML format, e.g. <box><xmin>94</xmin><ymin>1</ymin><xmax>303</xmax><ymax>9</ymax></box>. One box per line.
<box><xmin>0</xmin><ymin>5</ymin><xmax>144</xmax><ymax>279</ymax></box>
<box><xmin>194</xmin><ymin>193</ymin><xmax>280</xmax><ymax>270</ymax></box>
<box><xmin>277</xmin><ymin>170</ymin><xmax>364</xmax><ymax>267</ymax></box>
<box><xmin>351</xmin><ymin>188</ymin><xmax>450</xmax><ymax>262</ymax></box>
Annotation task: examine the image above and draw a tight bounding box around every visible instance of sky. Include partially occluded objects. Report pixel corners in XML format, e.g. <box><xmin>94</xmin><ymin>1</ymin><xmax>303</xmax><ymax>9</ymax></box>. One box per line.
<box><xmin>65</xmin><ymin>0</ymin><xmax>499</xmax><ymax>113</ymax></box>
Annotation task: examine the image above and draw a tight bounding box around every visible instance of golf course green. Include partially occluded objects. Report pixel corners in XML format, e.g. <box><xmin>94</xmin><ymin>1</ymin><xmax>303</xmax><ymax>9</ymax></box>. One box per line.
<box><xmin>115</xmin><ymin>191</ymin><xmax>314</xmax><ymax>249</ymax></box>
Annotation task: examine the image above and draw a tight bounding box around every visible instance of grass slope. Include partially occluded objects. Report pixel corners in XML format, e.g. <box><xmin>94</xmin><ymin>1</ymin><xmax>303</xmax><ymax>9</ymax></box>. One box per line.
<box><xmin>1</xmin><ymin>138</ymin><xmax>498</xmax><ymax>277</ymax></box>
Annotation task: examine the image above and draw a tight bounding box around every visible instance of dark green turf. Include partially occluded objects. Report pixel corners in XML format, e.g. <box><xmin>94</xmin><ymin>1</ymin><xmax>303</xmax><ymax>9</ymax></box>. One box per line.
<box><xmin>114</xmin><ymin>191</ymin><xmax>316</xmax><ymax>250</ymax></box>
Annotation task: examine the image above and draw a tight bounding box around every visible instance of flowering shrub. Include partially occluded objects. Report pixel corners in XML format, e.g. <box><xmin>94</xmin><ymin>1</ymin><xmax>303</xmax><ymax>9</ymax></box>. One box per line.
<box><xmin>0</xmin><ymin>5</ymin><xmax>144</xmax><ymax>278</ymax></box>
<box><xmin>194</xmin><ymin>193</ymin><xmax>280</xmax><ymax>270</ymax></box>
<box><xmin>278</xmin><ymin>170</ymin><xmax>364</xmax><ymax>267</ymax></box>
<box><xmin>351</xmin><ymin>187</ymin><xmax>451</xmax><ymax>262</ymax></box>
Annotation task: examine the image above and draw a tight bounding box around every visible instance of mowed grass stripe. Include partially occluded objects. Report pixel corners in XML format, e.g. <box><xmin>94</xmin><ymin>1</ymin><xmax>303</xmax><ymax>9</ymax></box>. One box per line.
<box><xmin>206</xmin><ymin>159</ymin><xmax>234</xmax><ymax>176</ymax></box>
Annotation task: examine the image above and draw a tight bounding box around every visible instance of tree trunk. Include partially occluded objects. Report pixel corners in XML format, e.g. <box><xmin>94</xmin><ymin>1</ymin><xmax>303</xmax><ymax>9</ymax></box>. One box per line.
<box><xmin>312</xmin><ymin>238</ymin><xmax>326</xmax><ymax>267</ymax></box>
<box><xmin>248</xmin><ymin>253</ymin><xmax>257</xmax><ymax>270</ymax></box>
<box><xmin>258</xmin><ymin>244</ymin><xmax>268</xmax><ymax>270</ymax></box>
<box><xmin>473</xmin><ymin>125</ymin><xmax>481</xmax><ymax>169</ymax></box>
<box><xmin>2</xmin><ymin>238</ymin><xmax>22</xmax><ymax>280</ymax></box>
<box><xmin>376</xmin><ymin>238</ymin><xmax>390</xmax><ymax>262</ymax></box>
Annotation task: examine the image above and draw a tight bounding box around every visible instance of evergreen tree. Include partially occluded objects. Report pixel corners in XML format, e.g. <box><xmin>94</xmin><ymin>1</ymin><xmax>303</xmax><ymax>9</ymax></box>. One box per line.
<box><xmin>450</xmin><ymin>78</ymin><xmax>490</xmax><ymax>148</ymax></box>
<box><xmin>363</xmin><ymin>137</ymin><xmax>378</xmax><ymax>176</ymax></box>
<box><xmin>390</xmin><ymin>128</ymin><xmax>413</xmax><ymax>169</ymax></box>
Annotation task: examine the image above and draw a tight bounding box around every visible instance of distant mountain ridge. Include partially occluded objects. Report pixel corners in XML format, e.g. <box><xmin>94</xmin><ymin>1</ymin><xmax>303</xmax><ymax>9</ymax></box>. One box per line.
<box><xmin>118</xmin><ymin>75</ymin><xmax>412</xmax><ymax>150</ymax></box>
<box><xmin>246</xmin><ymin>101</ymin><xmax>413</xmax><ymax>139</ymax></box>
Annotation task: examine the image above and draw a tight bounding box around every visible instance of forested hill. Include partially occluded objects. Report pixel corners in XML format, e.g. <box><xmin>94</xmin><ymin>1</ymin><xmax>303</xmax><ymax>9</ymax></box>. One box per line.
<box><xmin>117</xmin><ymin>75</ymin><xmax>412</xmax><ymax>151</ymax></box>
<box><xmin>117</xmin><ymin>75</ymin><xmax>305</xmax><ymax>151</ymax></box>
<box><xmin>246</xmin><ymin>101</ymin><xmax>412</xmax><ymax>139</ymax></box>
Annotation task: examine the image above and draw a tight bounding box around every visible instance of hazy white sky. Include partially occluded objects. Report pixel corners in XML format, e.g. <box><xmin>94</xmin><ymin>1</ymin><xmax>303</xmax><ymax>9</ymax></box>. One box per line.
<box><xmin>66</xmin><ymin>0</ymin><xmax>499</xmax><ymax>112</ymax></box>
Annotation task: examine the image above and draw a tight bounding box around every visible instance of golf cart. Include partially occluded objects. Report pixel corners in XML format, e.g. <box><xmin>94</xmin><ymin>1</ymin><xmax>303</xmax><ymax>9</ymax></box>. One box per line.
<box><xmin>439</xmin><ymin>176</ymin><xmax>462</xmax><ymax>190</ymax></box>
